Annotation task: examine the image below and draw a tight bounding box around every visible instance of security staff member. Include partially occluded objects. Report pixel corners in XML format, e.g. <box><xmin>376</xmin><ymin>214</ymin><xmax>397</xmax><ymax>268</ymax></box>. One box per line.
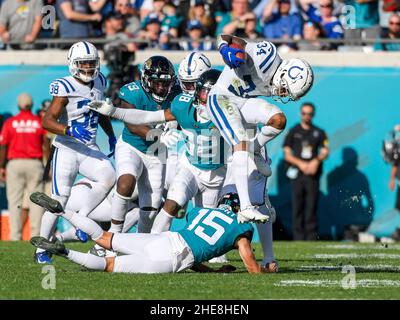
<box><xmin>283</xmin><ymin>103</ymin><xmax>329</xmax><ymax>240</ymax></box>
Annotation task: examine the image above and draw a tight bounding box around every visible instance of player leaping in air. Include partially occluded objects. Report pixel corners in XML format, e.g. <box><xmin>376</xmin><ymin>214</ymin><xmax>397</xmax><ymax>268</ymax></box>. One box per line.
<box><xmin>206</xmin><ymin>34</ymin><xmax>314</xmax><ymax>224</ymax></box>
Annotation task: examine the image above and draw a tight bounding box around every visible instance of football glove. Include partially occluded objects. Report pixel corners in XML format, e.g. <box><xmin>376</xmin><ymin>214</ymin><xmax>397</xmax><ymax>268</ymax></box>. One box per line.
<box><xmin>87</xmin><ymin>98</ymin><xmax>115</xmax><ymax>117</ymax></box>
<box><xmin>219</xmin><ymin>44</ymin><xmax>245</xmax><ymax>69</ymax></box>
<box><xmin>159</xmin><ymin>129</ymin><xmax>181</xmax><ymax>148</ymax></box>
<box><xmin>65</xmin><ymin>125</ymin><xmax>92</xmax><ymax>143</ymax></box>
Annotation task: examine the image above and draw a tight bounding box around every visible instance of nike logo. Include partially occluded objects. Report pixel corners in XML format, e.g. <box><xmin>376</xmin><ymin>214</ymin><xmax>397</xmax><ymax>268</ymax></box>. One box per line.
<box><xmin>228</xmin><ymin>52</ymin><xmax>232</xmax><ymax>61</ymax></box>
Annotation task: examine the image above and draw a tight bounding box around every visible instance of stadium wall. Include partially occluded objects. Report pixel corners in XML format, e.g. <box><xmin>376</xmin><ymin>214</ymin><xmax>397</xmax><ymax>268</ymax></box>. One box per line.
<box><xmin>0</xmin><ymin>51</ymin><xmax>399</xmax><ymax>239</ymax></box>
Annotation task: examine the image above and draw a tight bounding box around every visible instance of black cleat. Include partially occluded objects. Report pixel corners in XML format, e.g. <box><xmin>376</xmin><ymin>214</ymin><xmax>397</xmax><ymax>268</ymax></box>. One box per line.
<box><xmin>30</xmin><ymin>236</ymin><xmax>68</xmax><ymax>257</ymax></box>
<box><xmin>30</xmin><ymin>192</ymin><xmax>64</xmax><ymax>214</ymax></box>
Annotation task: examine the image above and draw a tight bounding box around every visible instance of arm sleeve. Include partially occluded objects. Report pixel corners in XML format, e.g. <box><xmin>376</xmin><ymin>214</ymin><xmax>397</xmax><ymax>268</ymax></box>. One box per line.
<box><xmin>319</xmin><ymin>130</ymin><xmax>329</xmax><ymax>148</ymax></box>
<box><xmin>306</xmin><ymin>5</ymin><xmax>322</xmax><ymax>23</ymax></box>
<box><xmin>111</xmin><ymin>108</ymin><xmax>166</xmax><ymax>125</ymax></box>
<box><xmin>245</xmin><ymin>41</ymin><xmax>280</xmax><ymax>83</ymax></box>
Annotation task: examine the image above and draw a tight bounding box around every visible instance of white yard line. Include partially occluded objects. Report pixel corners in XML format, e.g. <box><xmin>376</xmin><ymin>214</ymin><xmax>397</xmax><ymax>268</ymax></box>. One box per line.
<box><xmin>275</xmin><ymin>279</ymin><xmax>400</xmax><ymax>288</ymax></box>
<box><xmin>298</xmin><ymin>265</ymin><xmax>400</xmax><ymax>271</ymax></box>
<box><xmin>316</xmin><ymin>244</ymin><xmax>400</xmax><ymax>250</ymax></box>
<box><xmin>314</xmin><ymin>253</ymin><xmax>400</xmax><ymax>259</ymax></box>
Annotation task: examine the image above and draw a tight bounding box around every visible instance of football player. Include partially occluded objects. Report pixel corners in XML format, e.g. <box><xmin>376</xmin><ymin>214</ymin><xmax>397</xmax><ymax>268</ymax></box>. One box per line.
<box><xmin>104</xmin><ymin>56</ymin><xmax>181</xmax><ymax>237</ymax></box>
<box><xmin>35</xmin><ymin>42</ymin><xmax>117</xmax><ymax>263</ymax></box>
<box><xmin>151</xmin><ymin>69</ymin><xmax>227</xmax><ymax>235</ymax></box>
<box><xmin>31</xmin><ymin>192</ymin><xmax>273</xmax><ymax>274</ymax></box>
<box><xmin>207</xmin><ymin>34</ymin><xmax>314</xmax><ymax>223</ymax></box>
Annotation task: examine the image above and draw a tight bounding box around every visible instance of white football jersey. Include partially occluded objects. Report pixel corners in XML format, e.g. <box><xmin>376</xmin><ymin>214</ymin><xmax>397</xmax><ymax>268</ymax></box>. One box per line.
<box><xmin>213</xmin><ymin>41</ymin><xmax>282</xmax><ymax>98</ymax></box>
<box><xmin>49</xmin><ymin>73</ymin><xmax>107</xmax><ymax>149</ymax></box>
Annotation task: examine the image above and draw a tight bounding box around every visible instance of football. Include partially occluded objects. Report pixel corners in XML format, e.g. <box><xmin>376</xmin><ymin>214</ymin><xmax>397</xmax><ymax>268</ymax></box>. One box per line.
<box><xmin>229</xmin><ymin>42</ymin><xmax>246</xmax><ymax>60</ymax></box>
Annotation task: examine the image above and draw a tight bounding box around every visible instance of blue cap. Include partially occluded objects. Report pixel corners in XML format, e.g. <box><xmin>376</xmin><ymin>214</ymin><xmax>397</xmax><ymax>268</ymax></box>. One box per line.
<box><xmin>187</xmin><ymin>20</ymin><xmax>203</xmax><ymax>30</ymax></box>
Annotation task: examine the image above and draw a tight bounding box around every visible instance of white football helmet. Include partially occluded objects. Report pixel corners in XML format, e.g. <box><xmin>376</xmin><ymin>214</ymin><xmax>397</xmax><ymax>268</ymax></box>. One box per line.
<box><xmin>178</xmin><ymin>52</ymin><xmax>211</xmax><ymax>95</ymax></box>
<box><xmin>271</xmin><ymin>59</ymin><xmax>314</xmax><ymax>103</ymax></box>
<box><xmin>68</xmin><ymin>41</ymin><xmax>100</xmax><ymax>83</ymax></box>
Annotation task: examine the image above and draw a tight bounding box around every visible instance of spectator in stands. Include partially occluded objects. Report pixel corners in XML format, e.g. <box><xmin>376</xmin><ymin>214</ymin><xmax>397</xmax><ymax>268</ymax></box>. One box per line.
<box><xmin>56</xmin><ymin>0</ymin><xmax>103</xmax><ymax>38</ymax></box>
<box><xmin>375</xmin><ymin>13</ymin><xmax>400</xmax><ymax>51</ymax></box>
<box><xmin>140</xmin><ymin>0</ymin><xmax>180</xmax><ymax>37</ymax></box>
<box><xmin>283</xmin><ymin>103</ymin><xmax>329</xmax><ymax>241</ymax></box>
<box><xmin>262</xmin><ymin>0</ymin><xmax>302</xmax><ymax>45</ymax></box>
<box><xmin>114</xmin><ymin>0</ymin><xmax>141</xmax><ymax>35</ymax></box>
<box><xmin>343</xmin><ymin>0</ymin><xmax>380</xmax><ymax>41</ymax></box>
<box><xmin>298</xmin><ymin>0</ymin><xmax>344</xmax><ymax>39</ymax></box>
<box><xmin>136</xmin><ymin>12</ymin><xmax>163</xmax><ymax>49</ymax></box>
<box><xmin>187</xmin><ymin>0</ymin><xmax>215</xmax><ymax>36</ymax></box>
<box><xmin>298</xmin><ymin>21</ymin><xmax>330</xmax><ymax>50</ymax></box>
<box><xmin>235</xmin><ymin>13</ymin><xmax>262</xmax><ymax>39</ymax></box>
<box><xmin>216</xmin><ymin>0</ymin><xmax>257</xmax><ymax>36</ymax></box>
<box><xmin>0</xmin><ymin>93</ymin><xmax>50</xmax><ymax>241</ymax></box>
<box><xmin>0</xmin><ymin>0</ymin><xmax>43</xmax><ymax>49</ymax></box>
<box><xmin>105</xmin><ymin>12</ymin><xmax>138</xmax><ymax>51</ymax></box>
<box><xmin>179</xmin><ymin>19</ymin><xmax>215</xmax><ymax>50</ymax></box>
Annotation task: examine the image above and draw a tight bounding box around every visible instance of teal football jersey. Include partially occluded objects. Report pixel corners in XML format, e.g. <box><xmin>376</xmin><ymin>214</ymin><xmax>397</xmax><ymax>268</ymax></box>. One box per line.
<box><xmin>118</xmin><ymin>81</ymin><xmax>181</xmax><ymax>153</ymax></box>
<box><xmin>178</xmin><ymin>207</ymin><xmax>254</xmax><ymax>265</ymax></box>
<box><xmin>171</xmin><ymin>93</ymin><xmax>225</xmax><ymax>170</ymax></box>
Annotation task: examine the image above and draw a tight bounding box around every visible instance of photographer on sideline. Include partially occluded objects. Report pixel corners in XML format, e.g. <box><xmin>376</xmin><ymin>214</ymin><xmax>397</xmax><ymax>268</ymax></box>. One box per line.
<box><xmin>389</xmin><ymin>125</ymin><xmax>400</xmax><ymax>211</ymax></box>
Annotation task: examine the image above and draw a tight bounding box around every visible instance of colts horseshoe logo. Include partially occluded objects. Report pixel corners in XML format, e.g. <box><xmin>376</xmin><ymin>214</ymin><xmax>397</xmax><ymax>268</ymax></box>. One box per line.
<box><xmin>288</xmin><ymin>66</ymin><xmax>304</xmax><ymax>80</ymax></box>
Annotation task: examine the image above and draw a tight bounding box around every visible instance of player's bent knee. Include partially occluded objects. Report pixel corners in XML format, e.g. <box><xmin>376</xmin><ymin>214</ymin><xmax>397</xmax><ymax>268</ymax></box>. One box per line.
<box><xmin>268</xmin><ymin>113</ymin><xmax>286</xmax><ymax>131</ymax></box>
<box><xmin>116</xmin><ymin>174</ymin><xmax>136</xmax><ymax>197</ymax></box>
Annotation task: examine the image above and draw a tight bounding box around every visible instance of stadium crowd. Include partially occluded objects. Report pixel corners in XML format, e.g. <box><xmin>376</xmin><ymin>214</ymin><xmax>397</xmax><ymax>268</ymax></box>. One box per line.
<box><xmin>0</xmin><ymin>0</ymin><xmax>399</xmax><ymax>51</ymax></box>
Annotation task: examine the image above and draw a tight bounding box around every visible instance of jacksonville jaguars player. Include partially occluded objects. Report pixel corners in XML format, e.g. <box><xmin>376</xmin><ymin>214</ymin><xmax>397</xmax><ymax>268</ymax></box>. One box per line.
<box><xmin>35</xmin><ymin>42</ymin><xmax>117</xmax><ymax>263</ymax></box>
<box><xmin>151</xmin><ymin>69</ymin><xmax>227</xmax><ymax>235</ymax></box>
<box><xmin>30</xmin><ymin>192</ymin><xmax>273</xmax><ymax>274</ymax></box>
<box><xmin>207</xmin><ymin>34</ymin><xmax>314</xmax><ymax>224</ymax></box>
<box><xmin>106</xmin><ymin>56</ymin><xmax>181</xmax><ymax>237</ymax></box>
<box><xmin>163</xmin><ymin>52</ymin><xmax>212</xmax><ymax>196</ymax></box>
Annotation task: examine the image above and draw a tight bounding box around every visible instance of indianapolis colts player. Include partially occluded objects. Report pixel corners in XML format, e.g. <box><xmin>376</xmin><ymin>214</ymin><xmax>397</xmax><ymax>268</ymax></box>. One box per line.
<box><xmin>31</xmin><ymin>192</ymin><xmax>274</xmax><ymax>274</ymax></box>
<box><xmin>206</xmin><ymin>34</ymin><xmax>314</xmax><ymax>223</ymax></box>
<box><xmin>35</xmin><ymin>42</ymin><xmax>117</xmax><ymax>263</ymax></box>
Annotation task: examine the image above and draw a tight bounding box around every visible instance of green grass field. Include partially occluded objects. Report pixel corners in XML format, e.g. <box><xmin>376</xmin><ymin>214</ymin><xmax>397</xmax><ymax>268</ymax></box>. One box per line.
<box><xmin>1</xmin><ymin>240</ymin><xmax>400</xmax><ymax>300</ymax></box>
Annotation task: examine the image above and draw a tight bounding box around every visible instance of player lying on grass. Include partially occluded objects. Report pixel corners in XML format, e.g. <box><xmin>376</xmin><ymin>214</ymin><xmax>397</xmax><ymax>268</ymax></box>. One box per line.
<box><xmin>30</xmin><ymin>192</ymin><xmax>275</xmax><ymax>273</ymax></box>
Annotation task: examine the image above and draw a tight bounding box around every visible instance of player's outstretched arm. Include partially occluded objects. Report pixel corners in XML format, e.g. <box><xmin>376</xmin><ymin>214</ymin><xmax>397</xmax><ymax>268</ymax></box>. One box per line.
<box><xmin>236</xmin><ymin>236</ymin><xmax>263</xmax><ymax>273</ymax></box>
<box><xmin>88</xmin><ymin>99</ymin><xmax>175</xmax><ymax>125</ymax></box>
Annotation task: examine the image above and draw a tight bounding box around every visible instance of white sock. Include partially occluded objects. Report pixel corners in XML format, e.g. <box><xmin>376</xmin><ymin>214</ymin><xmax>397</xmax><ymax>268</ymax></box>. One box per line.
<box><xmin>232</xmin><ymin>151</ymin><xmax>252</xmax><ymax>210</ymax></box>
<box><xmin>57</xmin><ymin>227</ymin><xmax>78</xmax><ymax>242</ymax></box>
<box><xmin>67</xmin><ymin>250</ymin><xmax>107</xmax><ymax>271</ymax></box>
<box><xmin>137</xmin><ymin>209</ymin><xmax>158</xmax><ymax>233</ymax></box>
<box><xmin>109</xmin><ymin>192</ymin><xmax>130</xmax><ymax>233</ymax></box>
<box><xmin>257</xmin><ymin>205</ymin><xmax>275</xmax><ymax>264</ymax></box>
<box><xmin>37</xmin><ymin>211</ymin><xmax>59</xmax><ymax>253</ymax></box>
<box><xmin>62</xmin><ymin>210</ymin><xmax>103</xmax><ymax>240</ymax></box>
<box><xmin>151</xmin><ymin>208</ymin><xmax>174</xmax><ymax>234</ymax></box>
<box><xmin>253</xmin><ymin>126</ymin><xmax>282</xmax><ymax>152</ymax></box>
<box><xmin>122</xmin><ymin>207</ymin><xmax>140</xmax><ymax>233</ymax></box>
<box><xmin>77</xmin><ymin>181</ymin><xmax>112</xmax><ymax>217</ymax></box>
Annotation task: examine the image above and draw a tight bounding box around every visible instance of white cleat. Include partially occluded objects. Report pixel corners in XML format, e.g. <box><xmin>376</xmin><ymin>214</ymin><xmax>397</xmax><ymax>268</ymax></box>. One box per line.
<box><xmin>237</xmin><ymin>206</ymin><xmax>269</xmax><ymax>224</ymax></box>
<box><xmin>208</xmin><ymin>255</ymin><xmax>229</xmax><ymax>264</ymax></box>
